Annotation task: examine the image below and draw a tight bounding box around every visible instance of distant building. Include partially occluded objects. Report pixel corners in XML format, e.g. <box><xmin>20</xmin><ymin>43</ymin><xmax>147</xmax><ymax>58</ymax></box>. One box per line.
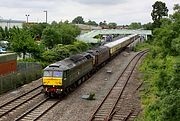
<box><xmin>0</xmin><ymin>19</ymin><xmax>25</xmax><ymax>29</ymax></box>
<box><xmin>116</xmin><ymin>25</ymin><xmax>129</xmax><ymax>29</ymax></box>
<box><xmin>75</xmin><ymin>24</ymin><xmax>102</xmax><ymax>33</ymax></box>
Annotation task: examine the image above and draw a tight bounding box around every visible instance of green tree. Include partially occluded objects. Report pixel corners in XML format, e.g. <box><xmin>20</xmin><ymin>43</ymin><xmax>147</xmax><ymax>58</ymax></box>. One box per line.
<box><xmin>10</xmin><ymin>29</ymin><xmax>37</xmax><ymax>59</ymax></box>
<box><xmin>0</xmin><ymin>26</ymin><xmax>4</xmax><ymax>41</ymax></box>
<box><xmin>51</xmin><ymin>21</ymin><xmax>58</xmax><ymax>26</ymax></box>
<box><xmin>99</xmin><ymin>20</ymin><xmax>107</xmax><ymax>26</ymax></box>
<box><xmin>59</xmin><ymin>23</ymin><xmax>80</xmax><ymax>45</ymax></box>
<box><xmin>0</xmin><ymin>26</ymin><xmax>11</xmax><ymax>41</ymax></box>
<box><xmin>73</xmin><ymin>41</ymin><xmax>89</xmax><ymax>52</ymax></box>
<box><xmin>86</xmin><ymin>20</ymin><xmax>98</xmax><ymax>26</ymax></box>
<box><xmin>143</xmin><ymin>22</ymin><xmax>153</xmax><ymax>30</ymax></box>
<box><xmin>151</xmin><ymin>1</ymin><xmax>168</xmax><ymax>28</ymax></box>
<box><xmin>136</xmin><ymin>4</ymin><xmax>180</xmax><ymax>121</ymax></box>
<box><xmin>41</xmin><ymin>41</ymin><xmax>89</xmax><ymax>63</ymax></box>
<box><xmin>23</xmin><ymin>23</ymin><xmax>48</xmax><ymax>41</ymax></box>
<box><xmin>42</xmin><ymin>22</ymin><xmax>81</xmax><ymax>48</ymax></box>
<box><xmin>129</xmin><ymin>22</ymin><xmax>142</xmax><ymax>29</ymax></box>
<box><xmin>171</xmin><ymin>4</ymin><xmax>180</xmax><ymax>36</ymax></box>
<box><xmin>171</xmin><ymin>36</ymin><xmax>180</xmax><ymax>55</ymax></box>
<box><xmin>72</xmin><ymin>16</ymin><xmax>85</xmax><ymax>24</ymax></box>
<box><xmin>42</xmin><ymin>27</ymin><xmax>61</xmax><ymax>49</ymax></box>
<box><xmin>108</xmin><ymin>22</ymin><xmax>117</xmax><ymax>29</ymax></box>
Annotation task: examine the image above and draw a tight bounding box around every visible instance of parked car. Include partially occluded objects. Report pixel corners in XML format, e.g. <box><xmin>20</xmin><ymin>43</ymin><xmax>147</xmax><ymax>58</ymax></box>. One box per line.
<box><xmin>0</xmin><ymin>47</ymin><xmax>6</xmax><ymax>53</ymax></box>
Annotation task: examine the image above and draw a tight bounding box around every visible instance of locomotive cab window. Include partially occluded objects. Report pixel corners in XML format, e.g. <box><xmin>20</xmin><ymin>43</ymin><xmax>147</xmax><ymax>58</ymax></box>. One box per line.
<box><xmin>43</xmin><ymin>71</ymin><xmax>52</xmax><ymax>77</ymax></box>
<box><xmin>53</xmin><ymin>71</ymin><xmax>63</xmax><ymax>77</ymax></box>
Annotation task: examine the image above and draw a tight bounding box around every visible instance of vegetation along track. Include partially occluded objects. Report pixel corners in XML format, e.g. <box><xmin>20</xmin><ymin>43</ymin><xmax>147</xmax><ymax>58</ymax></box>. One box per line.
<box><xmin>88</xmin><ymin>50</ymin><xmax>148</xmax><ymax>121</ymax></box>
<box><xmin>0</xmin><ymin>85</ymin><xmax>43</xmax><ymax>121</ymax></box>
<box><xmin>15</xmin><ymin>98</ymin><xmax>60</xmax><ymax>121</ymax></box>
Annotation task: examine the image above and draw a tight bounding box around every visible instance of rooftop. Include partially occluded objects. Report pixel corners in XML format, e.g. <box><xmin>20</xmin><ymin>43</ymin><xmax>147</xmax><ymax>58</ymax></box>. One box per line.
<box><xmin>0</xmin><ymin>19</ymin><xmax>25</xmax><ymax>23</ymax></box>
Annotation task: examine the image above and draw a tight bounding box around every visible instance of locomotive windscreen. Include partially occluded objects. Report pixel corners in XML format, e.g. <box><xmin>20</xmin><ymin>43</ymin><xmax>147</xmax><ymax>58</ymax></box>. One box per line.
<box><xmin>43</xmin><ymin>70</ymin><xmax>63</xmax><ymax>77</ymax></box>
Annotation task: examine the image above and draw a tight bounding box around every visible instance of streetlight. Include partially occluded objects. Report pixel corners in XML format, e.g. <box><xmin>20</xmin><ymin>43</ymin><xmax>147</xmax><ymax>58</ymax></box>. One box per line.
<box><xmin>44</xmin><ymin>10</ymin><xmax>47</xmax><ymax>23</ymax></box>
<box><xmin>25</xmin><ymin>14</ymin><xmax>30</xmax><ymax>23</ymax></box>
<box><xmin>8</xmin><ymin>19</ymin><xmax>11</xmax><ymax>29</ymax></box>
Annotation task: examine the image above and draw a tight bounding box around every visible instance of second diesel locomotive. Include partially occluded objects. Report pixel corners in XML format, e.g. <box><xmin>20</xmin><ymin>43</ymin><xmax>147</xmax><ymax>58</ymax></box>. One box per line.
<box><xmin>42</xmin><ymin>34</ymin><xmax>139</xmax><ymax>96</ymax></box>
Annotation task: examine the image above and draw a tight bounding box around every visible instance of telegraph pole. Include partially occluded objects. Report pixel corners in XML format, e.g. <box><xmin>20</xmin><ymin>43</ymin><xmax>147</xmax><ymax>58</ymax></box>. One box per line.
<box><xmin>44</xmin><ymin>10</ymin><xmax>47</xmax><ymax>23</ymax></box>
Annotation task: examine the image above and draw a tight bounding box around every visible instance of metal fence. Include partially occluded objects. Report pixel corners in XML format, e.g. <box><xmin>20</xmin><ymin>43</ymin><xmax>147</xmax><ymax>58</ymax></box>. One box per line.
<box><xmin>0</xmin><ymin>62</ymin><xmax>42</xmax><ymax>94</ymax></box>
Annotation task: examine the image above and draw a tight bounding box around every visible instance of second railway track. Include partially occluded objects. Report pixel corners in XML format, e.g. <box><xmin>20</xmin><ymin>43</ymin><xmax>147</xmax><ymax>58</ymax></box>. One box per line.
<box><xmin>88</xmin><ymin>50</ymin><xmax>148</xmax><ymax>121</ymax></box>
<box><xmin>0</xmin><ymin>85</ymin><xmax>43</xmax><ymax>121</ymax></box>
<box><xmin>15</xmin><ymin>98</ymin><xmax>60</xmax><ymax>121</ymax></box>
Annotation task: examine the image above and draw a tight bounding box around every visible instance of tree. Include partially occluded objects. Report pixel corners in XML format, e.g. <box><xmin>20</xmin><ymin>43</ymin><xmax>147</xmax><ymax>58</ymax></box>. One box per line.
<box><xmin>143</xmin><ymin>22</ymin><xmax>153</xmax><ymax>30</ymax></box>
<box><xmin>72</xmin><ymin>16</ymin><xmax>85</xmax><ymax>24</ymax></box>
<box><xmin>59</xmin><ymin>23</ymin><xmax>81</xmax><ymax>45</ymax></box>
<box><xmin>10</xmin><ymin>29</ymin><xmax>37</xmax><ymax>59</ymax></box>
<box><xmin>129</xmin><ymin>22</ymin><xmax>142</xmax><ymax>29</ymax></box>
<box><xmin>151</xmin><ymin>1</ymin><xmax>168</xmax><ymax>28</ymax></box>
<box><xmin>42</xmin><ymin>41</ymin><xmax>89</xmax><ymax>63</ymax></box>
<box><xmin>42</xmin><ymin>27</ymin><xmax>61</xmax><ymax>49</ymax></box>
<box><xmin>64</xmin><ymin>20</ymin><xmax>69</xmax><ymax>24</ymax></box>
<box><xmin>23</xmin><ymin>23</ymin><xmax>48</xmax><ymax>41</ymax></box>
<box><xmin>86</xmin><ymin>20</ymin><xmax>98</xmax><ymax>26</ymax></box>
<box><xmin>51</xmin><ymin>21</ymin><xmax>58</xmax><ymax>26</ymax></box>
<box><xmin>99</xmin><ymin>20</ymin><xmax>107</xmax><ymax>26</ymax></box>
<box><xmin>139</xmin><ymin>4</ymin><xmax>180</xmax><ymax>121</ymax></box>
<box><xmin>171</xmin><ymin>36</ymin><xmax>180</xmax><ymax>55</ymax></box>
<box><xmin>42</xmin><ymin>22</ymin><xmax>81</xmax><ymax>48</ymax></box>
<box><xmin>173</xmin><ymin>4</ymin><xmax>180</xmax><ymax>13</ymax></box>
<box><xmin>0</xmin><ymin>27</ymin><xmax>4</xmax><ymax>41</ymax></box>
<box><xmin>108</xmin><ymin>22</ymin><xmax>117</xmax><ymax>29</ymax></box>
<box><xmin>171</xmin><ymin>4</ymin><xmax>180</xmax><ymax>36</ymax></box>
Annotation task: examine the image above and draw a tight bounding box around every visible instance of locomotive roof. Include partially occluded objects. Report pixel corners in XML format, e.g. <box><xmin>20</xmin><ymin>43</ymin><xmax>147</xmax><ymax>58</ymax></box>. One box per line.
<box><xmin>104</xmin><ymin>34</ymin><xmax>137</xmax><ymax>48</ymax></box>
<box><xmin>87</xmin><ymin>46</ymin><xmax>108</xmax><ymax>55</ymax></box>
<box><xmin>44</xmin><ymin>53</ymin><xmax>92</xmax><ymax>71</ymax></box>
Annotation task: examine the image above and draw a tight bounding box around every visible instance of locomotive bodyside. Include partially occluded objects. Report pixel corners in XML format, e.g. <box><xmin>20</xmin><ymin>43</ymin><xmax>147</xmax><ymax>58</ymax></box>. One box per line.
<box><xmin>42</xmin><ymin>53</ymin><xmax>93</xmax><ymax>96</ymax></box>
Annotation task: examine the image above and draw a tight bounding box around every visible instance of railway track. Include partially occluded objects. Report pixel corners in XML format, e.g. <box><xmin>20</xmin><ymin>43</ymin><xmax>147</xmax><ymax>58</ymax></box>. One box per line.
<box><xmin>0</xmin><ymin>85</ymin><xmax>43</xmax><ymax>121</ymax></box>
<box><xmin>110</xmin><ymin>81</ymin><xmax>144</xmax><ymax>121</ymax></box>
<box><xmin>15</xmin><ymin>98</ymin><xmax>60</xmax><ymax>121</ymax></box>
<box><xmin>88</xmin><ymin>50</ymin><xmax>148</xmax><ymax>121</ymax></box>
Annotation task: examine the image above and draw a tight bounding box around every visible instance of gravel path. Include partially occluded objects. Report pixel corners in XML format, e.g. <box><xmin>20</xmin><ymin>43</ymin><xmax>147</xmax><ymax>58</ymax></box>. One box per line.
<box><xmin>38</xmin><ymin>51</ymin><xmax>138</xmax><ymax>121</ymax></box>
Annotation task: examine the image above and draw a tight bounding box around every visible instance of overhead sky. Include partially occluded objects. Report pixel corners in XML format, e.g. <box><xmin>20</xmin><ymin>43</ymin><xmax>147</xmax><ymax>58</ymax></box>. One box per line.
<box><xmin>0</xmin><ymin>0</ymin><xmax>179</xmax><ymax>24</ymax></box>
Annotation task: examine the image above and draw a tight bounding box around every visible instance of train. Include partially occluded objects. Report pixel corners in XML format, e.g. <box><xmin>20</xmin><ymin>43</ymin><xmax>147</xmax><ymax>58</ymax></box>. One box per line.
<box><xmin>42</xmin><ymin>34</ymin><xmax>140</xmax><ymax>97</ymax></box>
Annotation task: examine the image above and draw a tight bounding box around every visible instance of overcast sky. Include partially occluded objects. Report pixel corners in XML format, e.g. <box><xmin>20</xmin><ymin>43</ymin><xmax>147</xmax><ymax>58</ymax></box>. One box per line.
<box><xmin>0</xmin><ymin>0</ymin><xmax>179</xmax><ymax>24</ymax></box>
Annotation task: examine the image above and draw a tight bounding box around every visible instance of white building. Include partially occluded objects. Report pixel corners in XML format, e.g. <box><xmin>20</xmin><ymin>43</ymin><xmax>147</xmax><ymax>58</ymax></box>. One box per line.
<box><xmin>0</xmin><ymin>19</ymin><xmax>25</xmax><ymax>29</ymax></box>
